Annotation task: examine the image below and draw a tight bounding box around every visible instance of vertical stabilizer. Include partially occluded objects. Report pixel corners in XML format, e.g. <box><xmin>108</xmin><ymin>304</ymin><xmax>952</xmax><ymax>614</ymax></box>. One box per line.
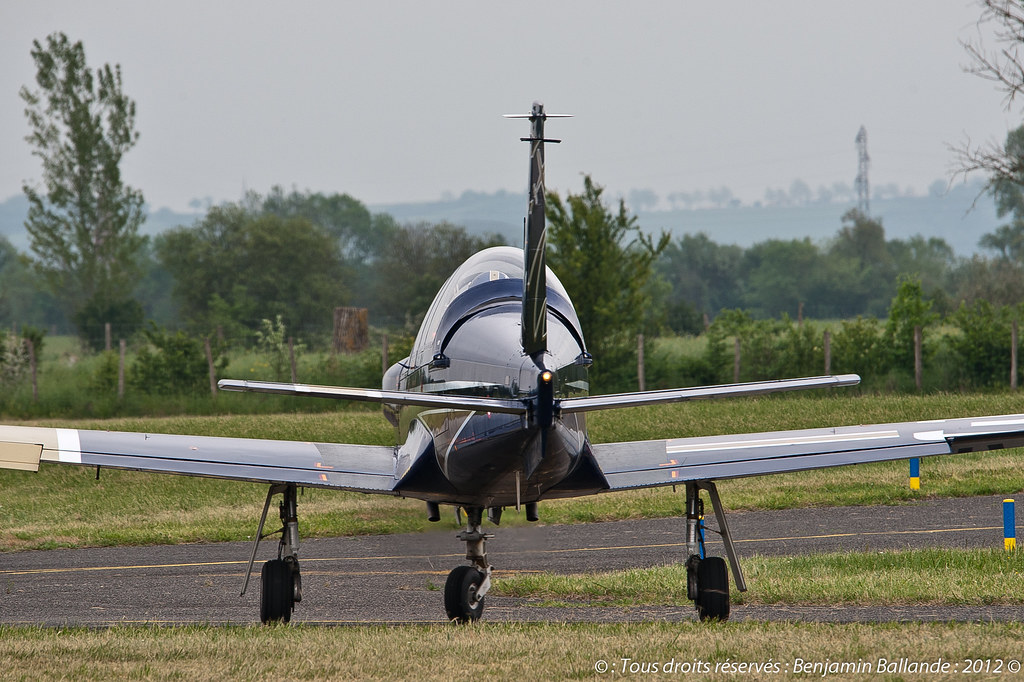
<box><xmin>505</xmin><ymin>102</ymin><xmax>570</xmax><ymax>366</ymax></box>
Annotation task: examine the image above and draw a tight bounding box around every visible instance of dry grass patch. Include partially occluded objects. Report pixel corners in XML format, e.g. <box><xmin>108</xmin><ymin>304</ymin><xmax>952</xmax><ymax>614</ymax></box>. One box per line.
<box><xmin>1</xmin><ymin>622</ymin><xmax>1024</xmax><ymax>681</ymax></box>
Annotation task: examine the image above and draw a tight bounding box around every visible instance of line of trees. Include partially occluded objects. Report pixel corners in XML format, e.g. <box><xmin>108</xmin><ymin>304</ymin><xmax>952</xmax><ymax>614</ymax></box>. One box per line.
<box><xmin>11</xmin><ymin>15</ymin><xmax>1024</xmax><ymax>402</ymax></box>
<box><xmin>649</xmin><ymin>279</ymin><xmax>1024</xmax><ymax>393</ymax></box>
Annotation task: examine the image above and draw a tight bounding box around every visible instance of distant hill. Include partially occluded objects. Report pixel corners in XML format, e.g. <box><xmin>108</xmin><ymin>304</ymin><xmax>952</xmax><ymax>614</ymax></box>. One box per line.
<box><xmin>372</xmin><ymin>181</ymin><xmax>1001</xmax><ymax>256</ymax></box>
<box><xmin>0</xmin><ymin>195</ymin><xmax>202</xmax><ymax>252</ymax></box>
<box><xmin>372</xmin><ymin>189</ymin><xmax>526</xmax><ymax>243</ymax></box>
<box><xmin>0</xmin><ymin>180</ymin><xmax>1003</xmax><ymax>257</ymax></box>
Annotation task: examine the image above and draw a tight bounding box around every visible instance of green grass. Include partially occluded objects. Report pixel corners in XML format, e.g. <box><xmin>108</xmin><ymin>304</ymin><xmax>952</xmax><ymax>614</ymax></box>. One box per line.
<box><xmin>3</xmin><ymin>392</ymin><xmax>1024</xmax><ymax>550</ymax></box>
<box><xmin>0</xmin><ymin>621</ymin><xmax>1022</xmax><ymax>681</ymax></box>
<box><xmin>493</xmin><ymin>548</ymin><xmax>1024</xmax><ymax>607</ymax></box>
<box><xmin>0</xmin><ymin>335</ymin><xmax>391</xmax><ymax>419</ymax></box>
<box><xmin>3</xmin><ymin>393</ymin><xmax>1024</xmax><ymax>678</ymax></box>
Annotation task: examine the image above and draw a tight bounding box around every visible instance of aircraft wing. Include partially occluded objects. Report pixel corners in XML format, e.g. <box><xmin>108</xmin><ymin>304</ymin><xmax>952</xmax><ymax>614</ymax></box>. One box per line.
<box><xmin>218</xmin><ymin>379</ymin><xmax>528</xmax><ymax>415</ymax></box>
<box><xmin>220</xmin><ymin>375</ymin><xmax>861</xmax><ymax>417</ymax></box>
<box><xmin>590</xmin><ymin>413</ymin><xmax>1024</xmax><ymax>490</ymax></box>
<box><xmin>0</xmin><ymin>424</ymin><xmax>398</xmax><ymax>494</ymax></box>
<box><xmin>560</xmin><ymin>374</ymin><xmax>860</xmax><ymax>414</ymax></box>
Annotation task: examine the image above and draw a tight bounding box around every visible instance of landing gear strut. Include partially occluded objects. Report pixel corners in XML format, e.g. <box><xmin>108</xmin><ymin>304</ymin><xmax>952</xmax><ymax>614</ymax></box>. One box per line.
<box><xmin>684</xmin><ymin>480</ymin><xmax>747</xmax><ymax>621</ymax></box>
<box><xmin>445</xmin><ymin>506</ymin><xmax>493</xmax><ymax>623</ymax></box>
<box><xmin>242</xmin><ymin>483</ymin><xmax>303</xmax><ymax>624</ymax></box>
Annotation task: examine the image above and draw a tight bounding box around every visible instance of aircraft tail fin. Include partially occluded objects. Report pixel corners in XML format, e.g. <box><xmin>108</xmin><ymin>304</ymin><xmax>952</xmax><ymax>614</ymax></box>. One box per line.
<box><xmin>505</xmin><ymin>102</ymin><xmax>571</xmax><ymax>366</ymax></box>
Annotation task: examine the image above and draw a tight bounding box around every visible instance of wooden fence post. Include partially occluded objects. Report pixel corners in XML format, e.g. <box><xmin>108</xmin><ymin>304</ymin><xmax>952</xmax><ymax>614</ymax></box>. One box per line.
<box><xmin>637</xmin><ymin>334</ymin><xmax>646</xmax><ymax>391</ymax></box>
<box><xmin>104</xmin><ymin>322</ymin><xmax>112</xmax><ymax>352</ymax></box>
<box><xmin>288</xmin><ymin>336</ymin><xmax>297</xmax><ymax>384</ymax></box>
<box><xmin>733</xmin><ymin>337</ymin><xmax>741</xmax><ymax>383</ymax></box>
<box><xmin>204</xmin><ymin>337</ymin><xmax>216</xmax><ymax>398</ymax></box>
<box><xmin>26</xmin><ymin>338</ymin><xmax>37</xmax><ymax>403</ymax></box>
<box><xmin>382</xmin><ymin>334</ymin><xmax>389</xmax><ymax>376</ymax></box>
<box><xmin>823</xmin><ymin>330</ymin><xmax>831</xmax><ymax>375</ymax></box>
<box><xmin>118</xmin><ymin>339</ymin><xmax>125</xmax><ymax>399</ymax></box>
<box><xmin>914</xmin><ymin>325</ymin><xmax>923</xmax><ymax>391</ymax></box>
<box><xmin>1013</xmin><ymin>320</ymin><xmax>1019</xmax><ymax>391</ymax></box>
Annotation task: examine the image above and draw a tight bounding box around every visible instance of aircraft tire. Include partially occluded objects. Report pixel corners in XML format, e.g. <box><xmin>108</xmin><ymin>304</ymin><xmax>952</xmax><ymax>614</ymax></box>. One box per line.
<box><xmin>695</xmin><ymin>556</ymin><xmax>730</xmax><ymax>622</ymax></box>
<box><xmin>444</xmin><ymin>565</ymin><xmax>485</xmax><ymax>623</ymax></box>
<box><xmin>260</xmin><ymin>559</ymin><xmax>294</xmax><ymax>624</ymax></box>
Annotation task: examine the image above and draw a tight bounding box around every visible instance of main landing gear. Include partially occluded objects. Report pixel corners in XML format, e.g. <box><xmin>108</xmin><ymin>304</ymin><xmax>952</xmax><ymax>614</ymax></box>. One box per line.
<box><xmin>684</xmin><ymin>480</ymin><xmax>747</xmax><ymax>621</ymax></box>
<box><xmin>243</xmin><ymin>483</ymin><xmax>303</xmax><ymax>624</ymax></box>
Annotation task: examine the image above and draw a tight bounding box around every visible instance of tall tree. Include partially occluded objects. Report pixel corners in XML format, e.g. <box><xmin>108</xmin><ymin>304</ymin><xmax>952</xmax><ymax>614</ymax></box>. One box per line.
<box><xmin>978</xmin><ymin>126</ymin><xmax>1024</xmax><ymax>261</ymax></box>
<box><xmin>957</xmin><ymin>2</ymin><xmax>1024</xmax><ymax>191</ymax></box>
<box><xmin>369</xmin><ymin>222</ymin><xmax>505</xmax><ymax>327</ymax></box>
<box><xmin>20</xmin><ymin>32</ymin><xmax>145</xmax><ymax>344</ymax></box>
<box><xmin>656</xmin><ymin>232</ymin><xmax>743</xmax><ymax>326</ymax></box>
<box><xmin>156</xmin><ymin>196</ymin><xmax>347</xmax><ymax>340</ymax></box>
<box><xmin>546</xmin><ymin>175</ymin><xmax>668</xmax><ymax>390</ymax></box>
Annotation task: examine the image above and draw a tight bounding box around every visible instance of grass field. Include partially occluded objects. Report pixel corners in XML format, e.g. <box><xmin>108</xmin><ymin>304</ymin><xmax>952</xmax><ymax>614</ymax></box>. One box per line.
<box><xmin>4</xmin><ymin>392</ymin><xmax>1024</xmax><ymax>679</ymax></box>
<box><xmin>2</xmin><ymin>621</ymin><xmax>1023</xmax><ymax>681</ymax></box>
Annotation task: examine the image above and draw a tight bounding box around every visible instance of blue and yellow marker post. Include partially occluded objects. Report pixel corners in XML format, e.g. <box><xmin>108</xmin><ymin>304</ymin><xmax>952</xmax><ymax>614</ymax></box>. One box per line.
<box><xmin>1004</xmin><ymin>498</ymin><xmax>1016</xmax><ymax>551</ymax></box>
<box><xmin>909</xmin><ymin>457</ymin><xmax>920</xmax><ymax>491</ymax></box>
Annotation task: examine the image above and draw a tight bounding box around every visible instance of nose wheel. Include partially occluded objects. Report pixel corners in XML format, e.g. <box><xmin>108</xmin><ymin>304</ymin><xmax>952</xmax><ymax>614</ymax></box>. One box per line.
<box><xmin>446</xmin><ymin>506</ymin><xmax>493</xmax><ymax>623</ymax></box>
<box><xmin>444</xmin><ymin>565</ymin><xmax>486</xmax><ymax>622</ymax></box>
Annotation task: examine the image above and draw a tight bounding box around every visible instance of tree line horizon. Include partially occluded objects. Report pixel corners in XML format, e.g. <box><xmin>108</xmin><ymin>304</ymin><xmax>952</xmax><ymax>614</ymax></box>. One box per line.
<box><xmin>10</xmin><ymin>12</ymin><xmax>1024</xmax><ymax>396</ymax></box>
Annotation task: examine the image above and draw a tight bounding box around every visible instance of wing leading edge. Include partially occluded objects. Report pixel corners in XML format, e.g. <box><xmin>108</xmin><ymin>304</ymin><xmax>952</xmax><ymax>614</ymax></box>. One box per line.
<box><xmin>591</xmin><ymin>413</ymin><xmax>1024</xmax><ymax>490</ymax></box>
<box><xmin>218</xmin><ymin>374</ymin><xmax>860</xmax><ymax>415</ymax></box>
<box><xmin>0</xmin><ymin>425</ymin><xmax>398</xmax><ymax>494</ymax></box>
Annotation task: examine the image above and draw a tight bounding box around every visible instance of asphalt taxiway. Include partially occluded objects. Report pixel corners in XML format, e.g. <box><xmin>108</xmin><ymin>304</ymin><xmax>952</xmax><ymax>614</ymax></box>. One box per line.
<box><xmin>2</xmin><ymin>494</ymin><xmax>1021</xmax><ymax>625</ymax></box>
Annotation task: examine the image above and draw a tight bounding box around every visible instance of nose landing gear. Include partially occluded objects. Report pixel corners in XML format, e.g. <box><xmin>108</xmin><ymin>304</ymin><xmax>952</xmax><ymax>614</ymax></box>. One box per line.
<box><xmin>445</xmin><ymin>506</ymin><xmax>493</xmax><ymax>623</ymax></box>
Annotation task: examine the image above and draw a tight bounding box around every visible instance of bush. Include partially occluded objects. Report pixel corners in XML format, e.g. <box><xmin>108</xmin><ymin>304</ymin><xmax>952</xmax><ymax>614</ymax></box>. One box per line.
<box><xmin>73</xmin><ymin>296</ymin><xmax>145</xmax><ymax>351</ymax></box>
<box><xmin>945</xmin><ymin>300</ymin><xmax>1018</xmax><ymax>388</ymax></box>
<box><xmin>831</xmin><ymin>316</ymin><xmax>888</xmax><ymax>377</ymax></box>
<box><xmin>130</xmin><ymin>325</ymin><xmax>228</xmax><ymax>395</ymax></box>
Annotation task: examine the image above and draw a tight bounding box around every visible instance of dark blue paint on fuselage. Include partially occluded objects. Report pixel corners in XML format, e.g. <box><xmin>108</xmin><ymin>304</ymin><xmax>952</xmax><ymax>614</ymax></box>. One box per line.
<box><xmin>389</xmin><ymin>247</ymin><xmax>600</xmax><ymax>508</ymax></box>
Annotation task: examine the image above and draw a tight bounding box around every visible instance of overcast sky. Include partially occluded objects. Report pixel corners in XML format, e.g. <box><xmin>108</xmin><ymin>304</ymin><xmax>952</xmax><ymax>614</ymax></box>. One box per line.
<box><xmin>1</xmin><ymin>1</ymin><xmax>1018</xmax><ymax>212</ymax></box>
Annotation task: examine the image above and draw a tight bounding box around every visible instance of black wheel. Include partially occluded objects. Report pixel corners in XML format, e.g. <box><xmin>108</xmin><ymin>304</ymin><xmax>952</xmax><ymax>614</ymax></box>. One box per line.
<box><xmin>444</xmin><ymin>565</ymin><xmax>485</xmax><ymax>623</ymax></box>
<box><xmin>260</xmin><ymin>559</ymin><xmax>294</xmax><ymax>624</ymax></box>
<box><xmin>695</xmin><ymin>556</ymin><xmax>730</xmax><ymax>622</ymax></box>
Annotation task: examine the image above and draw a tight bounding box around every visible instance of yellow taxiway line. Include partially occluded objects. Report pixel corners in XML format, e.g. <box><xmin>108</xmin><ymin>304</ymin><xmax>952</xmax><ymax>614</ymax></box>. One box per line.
<box><xmin>0</xmin><ymin>525</ymin><xmax>1001</xmax><ymax>577</ymax></box>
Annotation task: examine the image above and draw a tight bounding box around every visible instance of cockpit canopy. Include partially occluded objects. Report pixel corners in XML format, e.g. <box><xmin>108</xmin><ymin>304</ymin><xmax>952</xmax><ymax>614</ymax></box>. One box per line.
<box><xmin>411</xmin><ymin>246</ymin><xmax>583</xmax><ymax>364</ymax></box>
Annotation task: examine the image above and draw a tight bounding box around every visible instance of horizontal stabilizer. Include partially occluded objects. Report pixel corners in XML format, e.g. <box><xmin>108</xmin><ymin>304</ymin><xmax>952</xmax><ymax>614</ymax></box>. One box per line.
<box><xmin>559</xmin><ymin>374</ymin><xmax>860</xmax><ymax>414</ymax></box>
<box><xmin>218</xmin><ymin>379</ymin><xmax>528</xmax><ymax>415</ymax></box>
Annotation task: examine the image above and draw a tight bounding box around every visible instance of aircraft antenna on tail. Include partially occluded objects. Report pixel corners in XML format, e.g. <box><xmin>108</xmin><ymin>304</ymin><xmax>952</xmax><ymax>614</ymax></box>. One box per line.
<box><xmin>503</xmin><ymin>102</ymin><xmax>571</xmax><ymax>367</ymax></box>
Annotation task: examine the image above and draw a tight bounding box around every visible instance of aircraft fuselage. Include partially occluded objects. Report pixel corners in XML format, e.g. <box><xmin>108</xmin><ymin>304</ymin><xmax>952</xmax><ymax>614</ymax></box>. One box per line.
<box><xmin>385</xmin><ymin>247</ymin><xmax>596</xmax><ymax>508</ymax></box>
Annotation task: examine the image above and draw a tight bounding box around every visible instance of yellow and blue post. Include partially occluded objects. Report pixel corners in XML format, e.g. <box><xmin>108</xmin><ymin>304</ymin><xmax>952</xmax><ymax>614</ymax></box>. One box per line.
<box><xmin>909</xmin><ymin>458</ymin><xmax>920</xmax><ymax>491</ymax></box>
<box><xmin>1004</xmin><ymin>498</ymin><xmax>1016</xmax><ymax>551</ymax></box>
